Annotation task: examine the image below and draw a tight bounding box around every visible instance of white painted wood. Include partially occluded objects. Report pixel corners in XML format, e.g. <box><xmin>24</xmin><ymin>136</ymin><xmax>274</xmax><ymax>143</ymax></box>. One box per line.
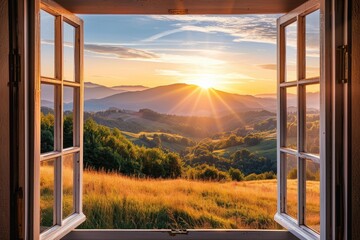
<box><xmin>40</xmin><ymin>213</ymin><xmax>86</xmax><ymax>240</ymax></box>
<box><xmin>277</xmin><ymin>1</ymin><xmax>323</xmax><ymax>239</ymax></box>
<box><xmin>37</xmin><ymin>0</ymin><xmax>85</xmax><ymax>239</ymax></box>
<box><xmin>275</xmin><ymin>213</ymin><xmax>319</xmax><ymax>240</ymax></box>
<box><xmin>54</xmin><ymin>0</ymin><xmax>307</xmax><ymax>14</ymax></box>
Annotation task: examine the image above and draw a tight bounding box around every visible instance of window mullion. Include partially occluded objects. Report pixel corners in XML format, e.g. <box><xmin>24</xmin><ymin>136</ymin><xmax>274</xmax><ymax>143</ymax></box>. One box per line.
<box><xmin>277</xmin><ymin>19</ymin><xmax>286</xmax><ymax>215</ymax></box>
<box><xmin>297</xmin><ymin>14</ymin><xmax>306</xmax><ymax>227</ymax></box>
<box><xmin>56</xmin><ymin>14</ymin><xmax>64</xmax><ymax>226</ymax></box>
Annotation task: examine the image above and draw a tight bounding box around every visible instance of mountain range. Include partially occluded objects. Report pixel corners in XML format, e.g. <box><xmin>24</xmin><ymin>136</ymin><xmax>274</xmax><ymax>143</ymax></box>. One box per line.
<box><xmin>84</xmin><ymin>82</ymin><xmax>149</xmax><ymax>101</ymax></box>
<box><xmin>41</xmin><ymin>82</ymin><xmax>320</xmax><ymax>117</ymax></box>
<box><xmin>84</xmin><ymin>83</ymin><xmax>278</xmax><ymax>116</ymax></box>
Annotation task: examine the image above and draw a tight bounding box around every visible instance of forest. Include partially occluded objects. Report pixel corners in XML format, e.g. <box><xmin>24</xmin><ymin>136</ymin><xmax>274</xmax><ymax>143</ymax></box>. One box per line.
<box><xmin>41</xmin><ymin>109</ymin><xmax>280</xmax><ymax>181</ymax></box>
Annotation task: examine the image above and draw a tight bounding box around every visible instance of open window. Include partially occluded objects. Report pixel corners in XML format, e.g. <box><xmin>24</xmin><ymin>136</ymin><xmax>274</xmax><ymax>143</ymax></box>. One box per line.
<box><xmin>275</xmin><ymin>1</ymin><xmax>324</xmax><ymax>239</ymax></box>
<box><xmin>36</xmin><ymin>0</ymin><xmax>85</xmax><ymax>239</ymax></box>
<box><xmin>26</xmin><ymin>0</ymin><xmax>337</xmax><ymax>239</ymax></box>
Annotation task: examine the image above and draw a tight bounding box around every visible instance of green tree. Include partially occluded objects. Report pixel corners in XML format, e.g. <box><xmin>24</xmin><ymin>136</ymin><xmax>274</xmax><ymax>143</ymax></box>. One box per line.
<box><xmin>229</xmin><ymin>168</ymin><xmax>244</xmax><ymax>181</ymax></box>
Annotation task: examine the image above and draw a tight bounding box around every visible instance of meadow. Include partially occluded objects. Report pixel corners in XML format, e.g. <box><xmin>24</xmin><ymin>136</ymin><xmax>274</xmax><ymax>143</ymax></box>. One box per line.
<box><xmin>40</xmin><ymin>166</ymin><xmax>320</xmax><ymax>231</ymax></box>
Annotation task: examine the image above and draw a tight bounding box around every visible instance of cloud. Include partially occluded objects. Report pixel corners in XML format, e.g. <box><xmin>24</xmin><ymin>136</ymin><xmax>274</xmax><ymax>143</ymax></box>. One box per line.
<box><xmin>258</xmin><ymin>64</ymin><xmax>277</xmax><ymax>70</ymax></box>
<box><xmin>42</xmin><ymin>38</ymin><xmax>226</xmax><ymax>66</ymax></box>
<box><xmin>41</xmin><ymin>40</ymin><xmax>159</xmax><ymax>59</ymax></box>
<box><xmin>143</xmin><ymin>26</ymin><xmax>212</xmax><ymax>42</ymax></box>
<box><xmin>146</xmin><ymin>15</ymin><xmax>280</xmax><ymax>44</ymax></box>
<box><xmin>156</xmin><ymin>69</ymin><xmax>254</xmax><ymax>80</ymax></box>
<box><xmin>83</xmin><ymin>43</ymin><xmax>225</xmax><ymax>65</ymax></box>
<box><xmin>84</xmin><ymin>44</ymin><xmax>159</xmax><ymax>59</ymax></box>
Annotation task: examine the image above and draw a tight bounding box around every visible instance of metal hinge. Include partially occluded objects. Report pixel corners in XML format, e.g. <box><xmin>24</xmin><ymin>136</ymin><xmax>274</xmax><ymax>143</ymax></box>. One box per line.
<box><xmin>337</xmin><ymin>45</ymin><xmax>348</xmax><ymax>84</ymax></box>
<box><xmin>169</xmin><ymin>229</ymin><xmax>188</xmax><ymax>236</ymax></box>
<box><xmin>9</xmin><ymin>50</ymin><xmax>21</xmax><ymax>87</ymax></box>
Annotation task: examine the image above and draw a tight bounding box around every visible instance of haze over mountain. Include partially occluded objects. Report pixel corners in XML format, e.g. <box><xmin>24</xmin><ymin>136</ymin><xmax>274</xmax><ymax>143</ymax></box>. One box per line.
<box><xmin>84</xmin><ymin>83</ymin><xmax>279</xmax><ymax>116</ymax></box>
<box><xmin>41</xmin><ymin>82</ymin><xmax>149</xmax><ymax>103</ymax></box>
<box><xmin>255</xmin><ymin>92</ymin><xmax>320</xmax><ymax>111</ymax></box>
<box><xmin>84</xmin><ymin>82</ymin><xmax>149</xmax><ymax>101</ymax></box>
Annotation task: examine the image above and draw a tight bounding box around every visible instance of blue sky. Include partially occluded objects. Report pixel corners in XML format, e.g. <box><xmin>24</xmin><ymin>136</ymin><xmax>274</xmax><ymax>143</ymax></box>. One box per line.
<box><xmin>41</xmin><ymin>13</ymin><xmax>319</xmax><ymax>94</ymax></box>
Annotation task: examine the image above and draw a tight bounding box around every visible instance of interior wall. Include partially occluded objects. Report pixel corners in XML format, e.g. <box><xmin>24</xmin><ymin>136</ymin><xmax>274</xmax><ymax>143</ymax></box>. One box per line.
<box><xmin>350</xmin><ymin>0</ymin><xmax>360</xmax><ymax>239</ymax></box>
<box><xmin>0</xmin><ymin>0</ymin><xmax>11</xmax><ymax>239</ymax></box>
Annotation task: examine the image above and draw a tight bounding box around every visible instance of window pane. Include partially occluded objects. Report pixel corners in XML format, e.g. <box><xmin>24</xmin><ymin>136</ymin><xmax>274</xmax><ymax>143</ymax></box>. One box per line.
<box><xmin>285</xmin><ymin>153</ymin><xmax>298</xmax><ymax>220</ymax></box>
<box><xmin>63</xmin><ymin>153</ymin><xmax>76</xmax><ymax>219</ymax></box>
<box><xmin>63</xmin><ymin>22</ymin><xmax>76</xmax><ymax>82</ymax></box>
<box><xmin>286</xmin><ymin>87</ymin><xmax>297</xmax><ymax>149</ymax></box>
<box><xmin>305</xmin><ymin>158</ymin><xmax>320</xmax><ymax>233</ymax></box>
<box><xmin>41</xmin><ymin>84</ymin><xmax>55</xmax><ymax>153</ymax></box>
<box><xmin>64</xmin><ymin>86</ymin><xmax>74</xmax><ymax>148</ymax></box>
<box><xmin>40</xmin><ymin>159</ymin><xmax>55</xmax><ymax>233</ymax></box>
<box><xmin>40</xmin><ymin>10</ymin><xmax>55</xmax><ymax>78</ymax></box>
<box><xmin>285</xmin><ymin>21</ymin><xmax>297</xmax><ymax>82</ymax></box>
<box><xmin>305</xmin><ymin>84</ymin><xmax>320</xmax><ymax>155</ymax></box>
<box><xmin>305</xmin><ymin>10</ymin><xmax>320</xmax><ymax>79</ymax></box>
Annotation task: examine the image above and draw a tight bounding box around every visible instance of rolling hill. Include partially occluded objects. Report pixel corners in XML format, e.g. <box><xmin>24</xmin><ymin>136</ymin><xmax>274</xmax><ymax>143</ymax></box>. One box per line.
<box><xmin>41</xmin><ymin>82</ymin><xmax>149</xmax><ymax>103</ymax></box>
<box><xmin>84</xmin><ymin>83</ymin><xmax>277</xmax><ymax>115</ymax></box>
<box><xmin>84</xmin><ymin>108</ymin><xmax>276</xmax><ymax>138</ymax></box>
<box><xmin>84</xmin><ymin>82</ymin><xmax>149</xmax><ymax>100</ymax></box>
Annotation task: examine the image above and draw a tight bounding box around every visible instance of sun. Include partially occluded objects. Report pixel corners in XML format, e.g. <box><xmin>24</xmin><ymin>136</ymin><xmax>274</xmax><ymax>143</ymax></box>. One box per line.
<box><xmin>191</xmin><ymin>74</ymin><xmax>218</xmax><ymax>89</ymax></box>
<box><xmin>196</xmin><ymin>79</ymin><xmax>214</xmax><ymax>89</ymax></box>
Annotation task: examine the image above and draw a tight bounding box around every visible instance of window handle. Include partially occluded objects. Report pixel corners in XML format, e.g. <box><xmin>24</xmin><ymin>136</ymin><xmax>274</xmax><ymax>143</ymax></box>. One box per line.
<box><xmin>169</xmin><ymin>229</ymin><xmax>188</xmax><ymax>236</ymax></box>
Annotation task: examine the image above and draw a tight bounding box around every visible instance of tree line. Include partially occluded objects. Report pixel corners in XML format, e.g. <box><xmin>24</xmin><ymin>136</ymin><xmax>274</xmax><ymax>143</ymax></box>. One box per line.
<box><xmin>41</xmin><ymin>112</ymin><xmax>276</xmax><ymax>181</ymax></box>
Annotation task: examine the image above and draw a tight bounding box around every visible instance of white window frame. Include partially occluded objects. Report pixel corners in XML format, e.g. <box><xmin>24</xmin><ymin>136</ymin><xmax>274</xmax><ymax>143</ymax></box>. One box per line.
<box><xmin>275</xmin><ymin>0</ymin><xmax>333</xmax><ymax>240</ymax></box>
<box><xmin>34</xmin><ymin>0</ymin><xmax>85</xmax><ymax>239</ymax></box>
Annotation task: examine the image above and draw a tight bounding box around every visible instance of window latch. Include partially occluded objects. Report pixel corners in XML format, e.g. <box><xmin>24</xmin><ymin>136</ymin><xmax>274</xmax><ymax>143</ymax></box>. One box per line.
<box><xmin>169</xmin><ymin>229</ymin><xmax>188</xmax><ymax>236</ymax></box>
<box><xmin>337</xmin><ymin>45</ymin><xmax>349</xmax><ymax>84</ymax></box>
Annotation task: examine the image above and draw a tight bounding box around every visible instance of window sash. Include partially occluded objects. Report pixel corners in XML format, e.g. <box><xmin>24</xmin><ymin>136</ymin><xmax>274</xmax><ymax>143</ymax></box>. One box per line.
<box><xmin>276</xmin><ymin>0</ymin><xmax>323</xmax><ymax>239</ymax></box>
<box><xmin>37</xmin><ymin>0</ymin><xmax>85</xmax><ymax>239</ymax></box>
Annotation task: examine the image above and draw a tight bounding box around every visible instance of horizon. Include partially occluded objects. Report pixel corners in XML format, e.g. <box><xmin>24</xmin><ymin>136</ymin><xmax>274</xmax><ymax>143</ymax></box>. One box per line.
<box><xmin>81</xmin><ymin>14</ymin><xmax>279</xmax><ymax>95</ymax></box>
<box><xmin>84</xmin><ymin>81</ymin><xmax>320</xmax><ymax>97</ymax></box>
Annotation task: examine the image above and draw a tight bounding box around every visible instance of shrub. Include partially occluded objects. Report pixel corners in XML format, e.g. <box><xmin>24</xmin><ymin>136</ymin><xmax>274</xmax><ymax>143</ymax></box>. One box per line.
<box><xmin>244</xmin><ymin>134</ymin><xmax>262</xmax><ymax>146</ymax></box>
<box><xmin>228</xmin><ymin>168</ymin><xmax>244</xmax><ymax>181</ymax></box>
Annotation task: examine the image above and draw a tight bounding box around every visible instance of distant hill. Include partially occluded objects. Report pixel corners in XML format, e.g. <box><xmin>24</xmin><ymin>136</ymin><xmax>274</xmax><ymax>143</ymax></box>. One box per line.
<box><xmin>84</xmin><ymin>108</ymin><xmax>276</xmax><ymax>138</ymax></box>
<box><xmin>40</xmin><ymin>82</ymin><xmax>149</xmax><ymax>103</ymax></box>
<box><xmin>112</xmin><ymin>85</ymin><xmax>149</xmax><ymax>92</ymax></box>
<box><xmin>255</xmin><ymin>92</ymin><xmax>320</xmax><ymax>111</ymax></box>
<box><xmin>84</xmin><ymin>82</ymin><xmax>149</xmax><ymax>101</ymax></box>
<box><xmin>85</xmin><ymin>83</ymin><xmax>277</xmax><ymax>116</ymax></box>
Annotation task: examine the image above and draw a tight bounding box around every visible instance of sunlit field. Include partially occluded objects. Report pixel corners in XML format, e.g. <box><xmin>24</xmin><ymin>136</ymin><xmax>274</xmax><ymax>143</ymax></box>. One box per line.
<box><xmin>40</xmin><ymin>166</ymin><xmax>320</xmax><ymax>230</ymax></box>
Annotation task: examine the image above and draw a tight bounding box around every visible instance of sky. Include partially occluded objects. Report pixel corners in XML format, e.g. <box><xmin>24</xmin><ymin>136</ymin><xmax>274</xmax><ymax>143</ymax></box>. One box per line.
<box><xmin>41</xmin><ymin>13</ymin><xmax>320</xmax><ymax>95</ymax></box>
<box><xmin>81</xmin><ymin>14</ymin><xmax>282</xmax><ymax>95</ymax></box>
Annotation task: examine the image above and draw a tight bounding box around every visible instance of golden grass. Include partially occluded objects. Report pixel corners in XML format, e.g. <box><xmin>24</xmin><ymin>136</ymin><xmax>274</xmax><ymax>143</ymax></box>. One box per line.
<box><xmin>40</xmin><ymin>166</ymin><xmax>320</xmax><ymax>231</ymax></box>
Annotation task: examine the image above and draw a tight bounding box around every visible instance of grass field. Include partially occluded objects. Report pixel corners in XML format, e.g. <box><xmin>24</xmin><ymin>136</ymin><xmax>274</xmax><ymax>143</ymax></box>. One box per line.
<box><xmin>40</xmin><ymin>166</ymin><xmax>320</xmax><ymax>231</ymax></box>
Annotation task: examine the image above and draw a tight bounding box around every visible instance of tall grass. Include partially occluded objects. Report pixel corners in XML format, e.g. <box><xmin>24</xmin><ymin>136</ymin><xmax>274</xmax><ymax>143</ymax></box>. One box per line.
<box><xmin>40</xmin><ymin>167</ymin><xmax>320</xmax><ymax>230</ymax></box>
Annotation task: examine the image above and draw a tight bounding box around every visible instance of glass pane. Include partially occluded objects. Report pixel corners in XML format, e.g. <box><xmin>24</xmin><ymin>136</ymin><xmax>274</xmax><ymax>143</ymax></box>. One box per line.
<box><xmin>40</xmin><ymin>10</ymin><xmax>55</xmax><ymax>78</ymax></box>
<box><xmin>41</xmin><ymin>84</ymin><xmax>55</xmax><ymax>153</ymax></box>
<box><xmin>285</xmin><ymin>21</ymin><xmax>297</xmax><ymax>82</ymax></box>
<box><xmin>305</xmin><ymin>84</ymin><xmax>320</xmax><ymax>155</ymax></box>
<box><xmin>40</xmin><ymin>159</ymin><xmax>55</xmax><ymax>233</ymax></box>
<box><xmin>305</xmin><ymin>10</ymin><xmax>320</xmax><ymax>79</ymax></box>
<box><xmin>305</xmin><ymin>158</ymin><xmax>320</xmax><ymax>233</ymax></box>
<box><xmin>285</xmin><ymin>153</ymin><xmax>298</xmax><ymax>220</ymax></box>
<box><xmin>286</xmin><ymin>87</ymin><xmax>297</xmax><ymax>149</ymax></box>
<box><xmin>63</xmin><ymin>22</ymin><xmax>76</xmax><ymax>82</ymax></box>
<box><xmin>63</xmin><ymin>86</ymin><xmax>74</xmax><ymax>148</ymax></box>
<box><xmin>63</xmin><ymin>154</ymin><xmax>75</xmax><ymax>219</ymax></box>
